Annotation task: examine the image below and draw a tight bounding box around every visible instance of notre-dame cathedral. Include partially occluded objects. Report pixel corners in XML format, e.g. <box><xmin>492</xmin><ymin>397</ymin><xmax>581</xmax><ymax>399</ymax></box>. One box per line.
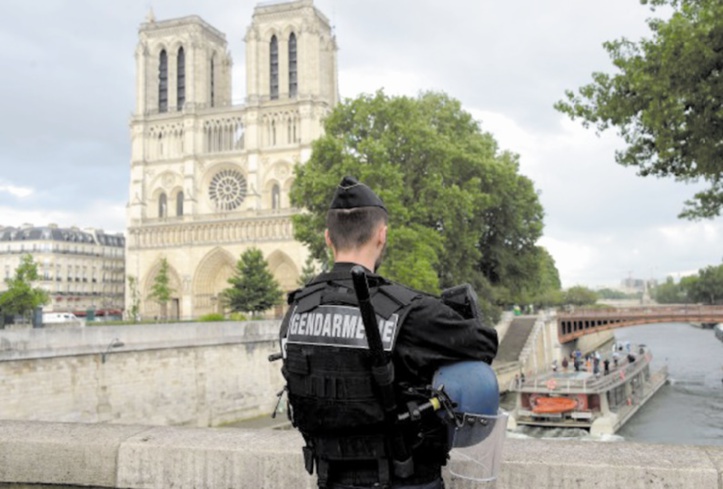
<box><xmin>126</xmin><ymin>0</ymin><xmax>338</xmax><ymax>319</ymax></box>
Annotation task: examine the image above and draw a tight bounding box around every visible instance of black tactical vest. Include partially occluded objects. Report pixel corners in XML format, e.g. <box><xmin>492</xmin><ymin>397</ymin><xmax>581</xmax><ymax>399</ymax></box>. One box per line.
<box><xmin>279</xmin><ymin>272</ymin><xmax>448</xmax><ymax>487</ymax></box>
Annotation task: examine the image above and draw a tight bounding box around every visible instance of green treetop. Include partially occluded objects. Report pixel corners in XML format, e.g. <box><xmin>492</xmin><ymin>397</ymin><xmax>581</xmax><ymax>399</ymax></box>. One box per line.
<box><xmin>147</xmin><ymin>258</ymin><xmax>174</xmax><ymax>320</ymax></box>
<box><xmin>290</xmin><ymin>90</ymin><xmax>555</xmax><ymax>318</ymax></box>
<box><xmin>222</xmin><ymin>248</ymin><xmax>284</xmax><ymax>317</ymax></box>
<box><xmin>0</xmin><ymin>254</ymin><xmax>49</xmax><ymax>320</ymax></box>
<box><xmin>556</xmin><ymin>0</ymin><xmax>723</xmax><ymax>219</ymax></box>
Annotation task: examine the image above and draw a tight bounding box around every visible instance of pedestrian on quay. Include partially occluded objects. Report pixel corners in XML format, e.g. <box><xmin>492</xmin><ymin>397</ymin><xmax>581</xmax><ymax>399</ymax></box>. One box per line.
<box><xmin>603</xmin><ymin>358</ymin><xmax>610</xmax><ymax>375</ymax></box>
<box><xmin>277</xmin><ymin>176</ymin><xmax>499</xmax><ymax>489</ymax></box>
<box><xmin>562</xmin><ymin>357</ymin><xmax>569</xmax><ymax>372</ymax></box>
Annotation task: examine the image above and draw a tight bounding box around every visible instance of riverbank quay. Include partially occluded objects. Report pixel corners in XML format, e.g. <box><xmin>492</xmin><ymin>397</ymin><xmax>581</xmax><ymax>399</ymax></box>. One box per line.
<box><xmin>0</xmin><ymin>420</ymin><xmax>721</xmax><ymax>488</ymax></box>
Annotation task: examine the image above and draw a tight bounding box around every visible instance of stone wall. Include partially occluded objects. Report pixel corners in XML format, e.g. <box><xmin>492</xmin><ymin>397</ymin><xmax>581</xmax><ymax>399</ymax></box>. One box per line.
<box><xmin>0</xmin><ymin>420</ymin><xmax>721</xmax><ymax>489</ymax></box>
<box><xmin>0</xmin><ymin>321</ymin><xmax>284</xmax><ymax>426</ymax></box>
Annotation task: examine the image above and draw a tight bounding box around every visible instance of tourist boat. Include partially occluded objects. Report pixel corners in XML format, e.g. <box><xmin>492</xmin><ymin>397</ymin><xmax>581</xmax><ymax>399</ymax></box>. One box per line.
<box><xmin>508</xmin><ymin>344</ymin><xmax>668</xmax><ymax>436</ymax></box>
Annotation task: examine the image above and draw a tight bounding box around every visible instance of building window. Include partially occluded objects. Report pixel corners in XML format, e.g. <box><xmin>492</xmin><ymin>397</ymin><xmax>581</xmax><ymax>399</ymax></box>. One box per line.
<box><xmin>176</xmin><ymin>191</ymin><xmax>184</xmax><ymax>216</ymax></box>
<box><xmin>270</xmin><ymin>35</ymin><xmax>279</xmax><ymax>100</ymax></box>
<box><xmin>271</xmin><ymin>120</ymin><xmax>276</xmax><ymax>146</ymax></box>
<box><xmin>159</xmin><ymin>193</ymin><xmax>167</xmax><ymax>217</ymax></box>
<box><xmin>177</xmin><ymin>47</ymin><xmax>185</xmax><ymax>110</ymax></box>
<box><xmin>272</xmin><ymin>184</ymin><xmax>280</xmax><ymax>210</ymax></box>
<box><xmin>210</xmin><ymin>55</ymin><xmax>215</xmax><ymax>108</ymax></box>
<box><xmin>208</xmin><ymin>169</ymin><xmax>247</xmax><ymax>212</ymax></box>
<box><xmin>289</xmin><ymin>33</ymin><xmax>297</xmax><ymax>98</ymax></box>
<box><xmin>159</xmin><ymin>49</ymin><xmax>168</xmax><ymax>113</ymax></box>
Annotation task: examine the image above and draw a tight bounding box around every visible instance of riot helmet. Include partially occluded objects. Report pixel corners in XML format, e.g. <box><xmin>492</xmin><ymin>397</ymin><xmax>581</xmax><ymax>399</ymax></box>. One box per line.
<box><xmin>432</xmin><ymin>360</ymin><xmax>508</xmax><ymax>482</ymax></box>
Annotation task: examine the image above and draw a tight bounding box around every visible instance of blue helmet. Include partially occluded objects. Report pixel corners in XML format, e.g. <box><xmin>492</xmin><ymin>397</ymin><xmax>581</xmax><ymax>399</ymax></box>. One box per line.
<box><xmin>432</xmin><ymin>360</ymin><xmax>501</xmax><ymax>448</ymax></box>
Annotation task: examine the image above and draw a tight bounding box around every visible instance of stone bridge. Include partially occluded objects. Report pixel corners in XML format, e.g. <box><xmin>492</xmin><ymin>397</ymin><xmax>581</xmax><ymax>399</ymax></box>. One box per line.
<box><xmin>557</xmin><ymin>305</ymin><xmax>723</xmax><ymax>343</ymax></box>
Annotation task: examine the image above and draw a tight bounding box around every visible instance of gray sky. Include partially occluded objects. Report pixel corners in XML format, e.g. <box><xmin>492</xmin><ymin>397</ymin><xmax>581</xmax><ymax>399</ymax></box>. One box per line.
<box><xmin>0</xmin><ymin>0</ymin><xmax>720</xmax><ymax>288</ymax></box>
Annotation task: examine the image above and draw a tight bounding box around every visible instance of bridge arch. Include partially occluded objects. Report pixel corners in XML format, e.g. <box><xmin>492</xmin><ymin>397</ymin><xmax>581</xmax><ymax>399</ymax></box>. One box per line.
<box><xmin>557</xmin><ymin>306</ymin><xmax>723</xmax><ymax>343</ymax></box>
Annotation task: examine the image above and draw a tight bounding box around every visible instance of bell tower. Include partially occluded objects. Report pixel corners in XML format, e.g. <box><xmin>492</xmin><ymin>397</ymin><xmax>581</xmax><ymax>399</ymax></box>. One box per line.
<box><xmin>244</xmin><ymin>0</ymin><xmax>338</xmax><ymax>106</ymax></box>
<box><xmin>134</xmin><ymin>13</ymin><xmax>233</xmax><ymax>116</ymax></box>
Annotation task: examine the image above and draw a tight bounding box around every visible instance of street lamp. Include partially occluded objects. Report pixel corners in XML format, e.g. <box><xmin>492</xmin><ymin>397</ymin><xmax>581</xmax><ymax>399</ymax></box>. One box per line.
<box><xmin>101</xmin><ymin>337</ymin><xmax>124</xmax><ymax>364</ymax></box>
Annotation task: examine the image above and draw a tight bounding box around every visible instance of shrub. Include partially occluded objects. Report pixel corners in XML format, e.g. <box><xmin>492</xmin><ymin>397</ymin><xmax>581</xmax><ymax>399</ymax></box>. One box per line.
<box><xmin>198</xmin><ymin>313</ymin><xmax>225</xmax><ymax>322</ymax></box>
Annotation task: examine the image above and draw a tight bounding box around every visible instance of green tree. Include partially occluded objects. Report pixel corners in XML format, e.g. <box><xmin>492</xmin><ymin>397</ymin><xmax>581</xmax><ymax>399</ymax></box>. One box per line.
<box><xmin>0</xmin><ymin>254</ymin><xmax>49</xmax><ymax>321</ymax></box>
<box><xmin>290</xmin><ymin>90</ymin><xmax>550</xmax><ymax>316</ymax></box>
<box><xmin>527</xmin><ymin>247</ymin><xmax>563</xmax><ymax>308</ymax></box>
<box><xmin>555</xmin><ymin>0</ymin><xmax>723</xmax><ymax>219</ymax></box>
<box><xmin>297</xmin><ymin>254</ymin><xmax>320</xmax><ymax>287</ymax></box>
<box><xmin>127</xmin><ymin>275</ymin><xmax>141</xmax><ymax>322</ymax></box>
<box><xmin>222</xmin><ymin>248</ymin><xmax>283</xmax><ymax>317</ymax></box>
<box><xmin>147</xmin><ymin>258</ymin><xmax>174</xmax><ymax>321</ymax></box>
<box><xmin>564</xmin><ymin>286</ymin><xmax>599</xmax><ymax>307</ymax></box>
<box><xmin>652</xmin><ymin>276</ymin><xmax>690</xmax><ymax>304</ymax></box>
<box><xmin>688</xmin><ymin>264</ymin><xmax>723</xmax><ymax>304</ymax></box>
<box><xmin>679</xmin><ymin>275</ymin><xmax>700</xmax><ymax>302</ymax></box>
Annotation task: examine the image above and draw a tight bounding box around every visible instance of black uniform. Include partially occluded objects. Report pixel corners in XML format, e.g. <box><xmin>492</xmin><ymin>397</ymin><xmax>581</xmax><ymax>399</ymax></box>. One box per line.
<box><xmin>279</xmin><ymin>262</ymin><xmax>498</xmax><ymax>489</ymax></box>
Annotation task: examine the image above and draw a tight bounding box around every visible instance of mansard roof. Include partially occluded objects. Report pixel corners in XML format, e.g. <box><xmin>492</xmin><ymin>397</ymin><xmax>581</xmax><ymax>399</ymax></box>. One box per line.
<box><xmin>0</xmin><ymin>225</ymin><xmax>125</xmax><ymax>247</ymax></box>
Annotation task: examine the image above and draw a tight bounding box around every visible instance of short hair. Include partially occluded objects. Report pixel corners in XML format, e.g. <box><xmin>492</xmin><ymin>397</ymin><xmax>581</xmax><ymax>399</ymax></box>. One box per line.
<box><xmin>326</xmin><ymin>207</ymin><xmax>388</xmax><ymax>251</ymax></box>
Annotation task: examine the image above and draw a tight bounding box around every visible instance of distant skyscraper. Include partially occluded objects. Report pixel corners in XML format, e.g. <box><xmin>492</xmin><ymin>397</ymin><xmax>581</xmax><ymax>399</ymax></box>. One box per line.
<box><xmin>126</xmin><ymin>0</ymin><xmax>338</xmax><ymax>320</ymax></box>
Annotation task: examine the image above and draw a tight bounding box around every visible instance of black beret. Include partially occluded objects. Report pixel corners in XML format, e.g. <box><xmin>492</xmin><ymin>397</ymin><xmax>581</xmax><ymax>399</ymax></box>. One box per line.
<box><xmin>329</xmin><ymin>176</ymin><xmax>387</xmax><ymax>212</ymax></box>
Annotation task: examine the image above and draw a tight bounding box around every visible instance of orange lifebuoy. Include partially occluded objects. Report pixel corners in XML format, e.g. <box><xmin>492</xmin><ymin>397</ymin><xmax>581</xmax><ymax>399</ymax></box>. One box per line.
<box><xmin>532</xmin><ymin>396</ymin><xmax>577</xmax><ymax>414</ymax></box>
<box><xmin>546</xmin><ymin>379</ymin><xmax>557</xmax><ymax>390</ymax></box>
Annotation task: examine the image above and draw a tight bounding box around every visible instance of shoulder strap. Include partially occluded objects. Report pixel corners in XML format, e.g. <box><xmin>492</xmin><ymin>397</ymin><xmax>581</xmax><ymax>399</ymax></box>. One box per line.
<box><xmin>294</xmin><ymin>271</ymin><xmax>421</xmax><ymax>319</ymax></box>
<box><xmin>372</xmin><ymin>283</ymin><xmax>421</xmax><ymax>319</ymax></box>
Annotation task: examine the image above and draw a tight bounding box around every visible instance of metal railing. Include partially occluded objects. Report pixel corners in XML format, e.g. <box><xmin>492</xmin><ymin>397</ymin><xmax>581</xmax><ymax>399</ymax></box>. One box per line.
<box><xmin>510</xmin><ymin>347</ymin><xmax>658</xmax><ymax>395</ymax></box>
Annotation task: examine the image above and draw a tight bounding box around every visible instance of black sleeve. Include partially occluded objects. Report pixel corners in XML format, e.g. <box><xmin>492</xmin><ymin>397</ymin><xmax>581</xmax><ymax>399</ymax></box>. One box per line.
<box><xmin>393</xmin><ymin>296</ymin><xmax>498</xmax><ymax>384</ymax></box>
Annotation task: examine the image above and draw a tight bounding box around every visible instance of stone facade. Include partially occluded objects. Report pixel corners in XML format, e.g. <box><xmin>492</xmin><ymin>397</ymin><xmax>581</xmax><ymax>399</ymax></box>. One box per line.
<box><xmin>127</xmin><ymin>0</ymin><xmax>338</xmax><ymax>320</ymax></box>
<box><xmin>0</xmin><ymin>224</ymin><xmax>125</xmax><ymax>315</ymax></box>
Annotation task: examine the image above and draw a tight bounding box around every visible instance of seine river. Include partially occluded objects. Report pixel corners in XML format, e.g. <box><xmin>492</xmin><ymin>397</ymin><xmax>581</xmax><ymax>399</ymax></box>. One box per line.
<box><xmin>510</xmin><ymin>322</ymin><xmax>723</xmax><ymax>446</ymax></box>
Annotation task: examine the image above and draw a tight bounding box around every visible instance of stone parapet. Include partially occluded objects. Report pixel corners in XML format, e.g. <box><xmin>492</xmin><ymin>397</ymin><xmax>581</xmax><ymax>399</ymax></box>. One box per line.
<box><xmin>0</xmin><ymin>420</ymin><xmax>721</xmax><ymax>489</ymax></box>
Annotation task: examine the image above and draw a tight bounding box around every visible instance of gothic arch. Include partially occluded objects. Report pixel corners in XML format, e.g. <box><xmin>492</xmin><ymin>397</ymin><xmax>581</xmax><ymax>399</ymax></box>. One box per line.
<box><xmin>170</xmin><ymin>186</ymin><xmax>184</xmax><ymax>216</ymax></box>
<box><xmin>267</xmin><ymin>250</ymin><xmax>298</xmax><ymax>291</ymax></box>
<box><xmin>141</xmin><ymin>257</ymin><xmax>182</xmax><ymax>319</ymax></box>
<box><xmin>263</xmin><ymin>27</ymin><xmax>281</xmax><ymax>42</ymax></box>
<box><xmin>192</xmin><ymin>247</ymin><xmax>236</xmax><ymax>316</ymax></box>
<box><xmin>263</xmin><ymin>179</ymin><xmax>281</xmax><ymax>210</ymax></box>
<box><xmin>282</xmin><ymin>25</ymin><xmax>300</xmax><ymax>40</ymax></box>
<box><xmin>282</xmin><ymin>176</ymin><xmax>294</xmax><ymax>208</ymax></box>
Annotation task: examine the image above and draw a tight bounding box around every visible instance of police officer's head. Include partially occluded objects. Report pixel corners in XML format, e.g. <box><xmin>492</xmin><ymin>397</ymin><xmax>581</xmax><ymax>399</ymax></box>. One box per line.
<box><xmin>325</xmin><ymin>176</ymin><xmax>388</xmax><ymax>270</ymax></box>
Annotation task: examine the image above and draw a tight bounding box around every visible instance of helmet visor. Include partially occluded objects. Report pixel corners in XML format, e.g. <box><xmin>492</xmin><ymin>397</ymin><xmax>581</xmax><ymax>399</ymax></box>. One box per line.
<box><xmin>447</xmin><ymin>410</ymin><xmax>508</xmax><ymax>482</ymax></box>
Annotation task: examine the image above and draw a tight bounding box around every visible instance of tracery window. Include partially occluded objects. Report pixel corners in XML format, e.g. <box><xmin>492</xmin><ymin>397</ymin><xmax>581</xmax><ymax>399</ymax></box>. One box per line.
<box><xmin>210</xmin><ymin>55</ymin><xmax>216</xmax><ymax>107</ymax></box>
<box><xmin>270</xmin><ymin>35</ymin><xmax>279</xmax><ymax>100</ymax></box>
<box><xmin>159</xmin><ymin>50</ymin><xmax>168</xmax><ymax>113</ymax></box>
<box><xmin>289</xmin><ymin>33</ymin><xmax>297</xmax><ymax>98</ymax></box>
<box><xmin>209</xmin><ymin>169</ymin><xmax>247</xmax><ymax>211</ymax></box>
<box><xmin>176</xmin><ymin>191</ymin><xmax>184</xmax><ymax>216</ymax></box>
<box><xmin>177</xmin><ymin>47</ymin><xmax>185</xmax><ymax>110</ymax></box>
<box><xmin>272</xmin><ymin>184</ymin><xmax>281</xmax><ymax>210</ymax></box>
<box><xmin>159</xmin><ymin>193</ymin><xmax>167</xmax><ymax>218</ymax></box>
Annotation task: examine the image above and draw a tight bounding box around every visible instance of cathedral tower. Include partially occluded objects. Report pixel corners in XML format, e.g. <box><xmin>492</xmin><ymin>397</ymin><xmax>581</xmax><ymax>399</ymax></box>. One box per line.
<box><xmin>127</xmin><ymin>1</ymin><xmax>338</xmax><ymax>320</ymax></box>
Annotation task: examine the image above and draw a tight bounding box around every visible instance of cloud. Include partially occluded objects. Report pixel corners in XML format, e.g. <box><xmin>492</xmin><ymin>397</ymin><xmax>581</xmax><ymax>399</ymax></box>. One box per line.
<box><xmin>0</xmin><ymin>181</ymin><xmax>33</xmax><ymax>199</ymax></box>
<box><xmin>0</xmin><ymin>199</ymin><xmax>125</xmax><ymax>234</ymax></box>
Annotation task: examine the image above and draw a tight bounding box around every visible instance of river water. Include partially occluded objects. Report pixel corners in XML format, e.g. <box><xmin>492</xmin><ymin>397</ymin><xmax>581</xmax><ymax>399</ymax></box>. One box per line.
<box><xmin>509</xmin><ymin>322</ymin><xmax>723</xmax><ymax>446</ymax></box>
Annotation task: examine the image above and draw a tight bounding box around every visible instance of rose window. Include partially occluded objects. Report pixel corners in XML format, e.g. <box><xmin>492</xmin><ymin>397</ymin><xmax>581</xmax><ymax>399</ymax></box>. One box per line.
<box><xmin>209</xmin><ymin>169</ymin><xmax>247</xmax><ymax>211</ymax></box>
